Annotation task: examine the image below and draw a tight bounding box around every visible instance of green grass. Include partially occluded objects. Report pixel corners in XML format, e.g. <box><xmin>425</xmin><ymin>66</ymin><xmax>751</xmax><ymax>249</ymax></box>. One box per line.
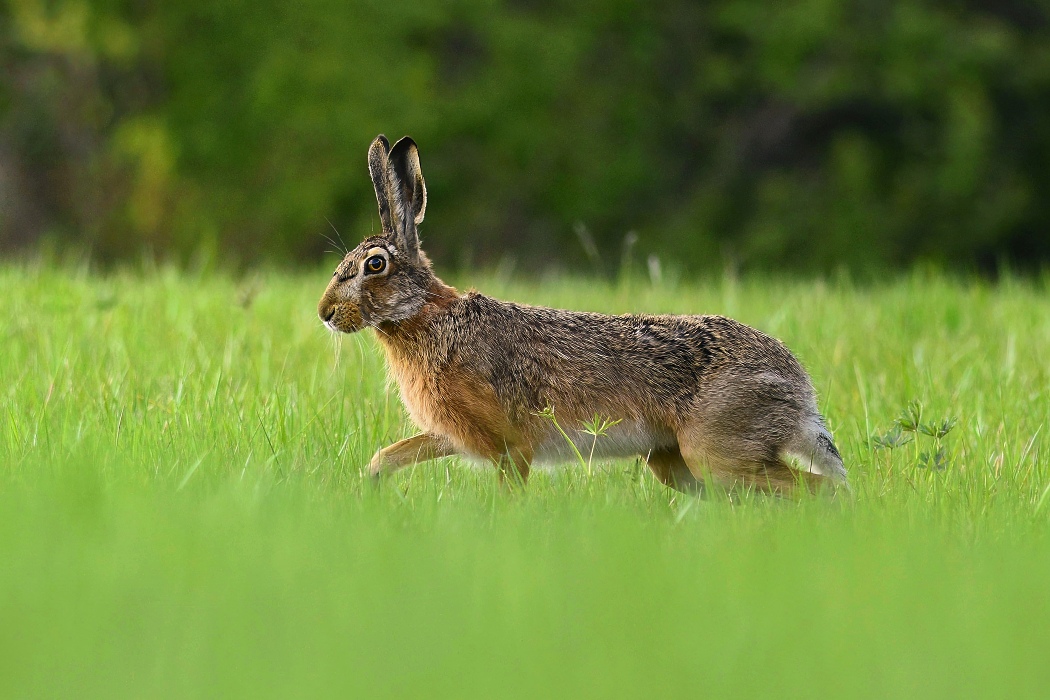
<box><xmin>2</xmin><ymin>262</ymin><xmax>1050</xmax><ymax>697</ymax></box>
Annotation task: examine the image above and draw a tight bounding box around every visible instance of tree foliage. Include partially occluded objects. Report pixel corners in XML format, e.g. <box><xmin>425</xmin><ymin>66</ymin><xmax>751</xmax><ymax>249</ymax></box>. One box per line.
<box><xmin>3</xmin><ymin>0</ymin><xmax>1050</xmax><ymax>271</ymax></box>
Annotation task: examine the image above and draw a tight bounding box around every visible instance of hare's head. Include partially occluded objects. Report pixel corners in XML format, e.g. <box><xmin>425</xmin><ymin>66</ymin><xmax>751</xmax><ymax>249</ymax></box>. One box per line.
<box><xmin>318</xmin><ymin>135</ymin><xmax>435</xmax><ymax>333</ymax></box>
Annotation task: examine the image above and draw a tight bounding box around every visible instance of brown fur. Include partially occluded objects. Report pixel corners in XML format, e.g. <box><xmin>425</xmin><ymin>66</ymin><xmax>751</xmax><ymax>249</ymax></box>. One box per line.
<box><xmin>645</xmin><ymin>447</ymin><xmax>700</xmax><ymax>492</ymax></box>
<box><xmin>319</xmin><ymin>135</ymin><xmax>848</xmax><ymax>496</ymax></box>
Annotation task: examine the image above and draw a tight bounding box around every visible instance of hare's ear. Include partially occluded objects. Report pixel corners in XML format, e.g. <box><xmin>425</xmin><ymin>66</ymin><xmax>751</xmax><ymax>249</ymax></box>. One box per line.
<box><xmin>388</xmin><ymin>136</ymin><xmax>426</xmax><ymax>259</ymax></box>
<box><xmin>368</xmin><ymin>135</ymin><xmax>395</xmax><ymax>235</ymax></box>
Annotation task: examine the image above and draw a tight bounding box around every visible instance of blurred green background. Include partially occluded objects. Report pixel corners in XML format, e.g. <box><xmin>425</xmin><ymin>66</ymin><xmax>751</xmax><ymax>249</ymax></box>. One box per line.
<box><xmin>3</xmin><ymin>0</ymin><xmax>1050</xmax><ymax>272</ymax></box>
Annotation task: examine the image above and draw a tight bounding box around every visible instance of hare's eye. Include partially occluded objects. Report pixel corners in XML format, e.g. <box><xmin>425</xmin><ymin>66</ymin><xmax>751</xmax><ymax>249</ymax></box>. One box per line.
<box><xmin>364</xmin><ymin>255</ymin><xmax>386</xmax><ymax>274</ymax></box>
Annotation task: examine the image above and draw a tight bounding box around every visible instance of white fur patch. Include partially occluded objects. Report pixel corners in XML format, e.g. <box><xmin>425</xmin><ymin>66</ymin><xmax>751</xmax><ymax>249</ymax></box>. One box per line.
<box><xmin>532</xmin><ymin>419</ymin><xmax>675</xmax><ymax>466</ymax></box>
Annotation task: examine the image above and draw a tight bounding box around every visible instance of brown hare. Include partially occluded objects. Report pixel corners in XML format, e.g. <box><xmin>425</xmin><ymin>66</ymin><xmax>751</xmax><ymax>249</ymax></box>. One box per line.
<box><xmin>318</xmin><ymin>135</ymin><xmax>847</xmax><ymax>495</ymax></box>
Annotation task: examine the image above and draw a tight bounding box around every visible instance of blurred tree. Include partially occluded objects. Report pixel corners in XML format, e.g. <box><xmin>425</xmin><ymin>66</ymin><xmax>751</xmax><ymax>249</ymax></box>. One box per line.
<box><xmin>3</xmin><ymin>0</ymin><xmax>1050</xmax><ymax>272</ymax></box>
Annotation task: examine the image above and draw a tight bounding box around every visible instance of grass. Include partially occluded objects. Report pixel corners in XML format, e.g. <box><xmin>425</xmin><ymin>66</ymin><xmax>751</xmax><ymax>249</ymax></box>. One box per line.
<box><xmin>2</xmin><ymin>261</ymin><xmax>1050</xmax><ymax>697</ymax></box>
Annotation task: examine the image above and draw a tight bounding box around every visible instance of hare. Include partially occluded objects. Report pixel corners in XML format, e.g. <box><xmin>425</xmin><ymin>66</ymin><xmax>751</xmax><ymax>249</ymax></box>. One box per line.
<box><xmin>318</xmin><ymin>135</ymin><xmax>847</xmax><ymax>495</ymax></box>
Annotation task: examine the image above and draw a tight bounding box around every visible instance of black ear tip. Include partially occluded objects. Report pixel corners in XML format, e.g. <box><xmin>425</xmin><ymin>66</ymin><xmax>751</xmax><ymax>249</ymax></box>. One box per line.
<box><xmin>390</xmin><ymin>136</ymin><xmax>418</xmax><ymax>154</ymax></box>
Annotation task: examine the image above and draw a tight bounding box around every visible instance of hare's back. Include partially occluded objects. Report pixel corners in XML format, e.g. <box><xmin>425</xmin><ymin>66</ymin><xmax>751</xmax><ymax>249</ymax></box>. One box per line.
<box><xmin>453</xmin><ymin>294</ymin><xmax>810</xmax><ymax>409</ymax></box>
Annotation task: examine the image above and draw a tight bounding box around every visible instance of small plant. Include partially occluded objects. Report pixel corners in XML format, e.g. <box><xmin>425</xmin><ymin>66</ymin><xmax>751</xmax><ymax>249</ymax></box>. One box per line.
<box><xmin>919</xmin><ymin>417</ymin><xmax>958</xmax><ymax>440</ymax></box>
<box><xmin>872</xmin><ymin>425</ymin><xmax>913</xmax><ymax>450</ymax></box>
<box><xmin>896</xmin><ymin>399</ymin><xmax>924</xmax><ymax>432</ymax></box>
<box><xmin>535</xmin><ymin>405</ymin><xmax>621</xmax><ymax>476</ymax></box>
<box><xmin>580</xmin><ymin>415</ymin><xmax>623</xmax><ymax>476</ymax></box>
<box><xmin>871</xmin><ymin>400</ymin><xmax>958</xmax><ymax>471</ymax></box>
<box><xmin>917</xmin><ymin>447</ymin><xmax>949</xmax><ymax>471</ymax></box>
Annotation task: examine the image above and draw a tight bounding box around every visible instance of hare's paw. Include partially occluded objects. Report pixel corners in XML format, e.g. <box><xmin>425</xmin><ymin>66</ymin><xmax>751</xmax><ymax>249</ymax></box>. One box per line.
<box><xmin>367</xmin><ymin>433</ymin><xmax>456</xmax><ymax>478</ymax></box>
<box><xmin>367</xmin><ymin>450</ymin><xmax>386</xmax><ymax>479</ymax></box>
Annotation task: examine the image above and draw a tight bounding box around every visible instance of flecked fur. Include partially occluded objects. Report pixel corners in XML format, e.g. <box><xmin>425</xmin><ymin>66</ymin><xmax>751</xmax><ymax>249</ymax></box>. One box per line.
<box><xmin>318</xmin><ymin>135</ymin><xmax>847</xmax><ymax>495</ymax></box>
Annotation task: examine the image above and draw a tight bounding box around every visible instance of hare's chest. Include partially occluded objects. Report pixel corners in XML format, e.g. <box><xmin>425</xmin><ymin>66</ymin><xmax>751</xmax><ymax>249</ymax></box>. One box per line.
<box><xmin>384</xmin><ymin>354</ymin><xmax>512</xmax><ymax>458</ymax></box>
<box><xmin>385</xmin><ymin>358</ymin><xmax>442</xmax><ymax>432</ymax></box>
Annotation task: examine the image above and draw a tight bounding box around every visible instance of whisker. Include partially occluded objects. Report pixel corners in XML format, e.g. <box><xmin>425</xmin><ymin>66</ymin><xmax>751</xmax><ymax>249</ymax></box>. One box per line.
<box><xmin>320</xmin><ymin>232</ymin><xmax>345</xmax><ymax>256</ymax></box>
<box><xmin>368</xmin><ymin>322</ymin><xmax>391</xmax><ymax>339</ymax></box>
<box><xmin>320</xmin><ymin>236</ymin><xmax>344</xmax><ymax>256</ymax></box>
<box><xmin>324</xmin><ymin>217</ymin><xmax>349</xmax><ymax>253</ymax></box>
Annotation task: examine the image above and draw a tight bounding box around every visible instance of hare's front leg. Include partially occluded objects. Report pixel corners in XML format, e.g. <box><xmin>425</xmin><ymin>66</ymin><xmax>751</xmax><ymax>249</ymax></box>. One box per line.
<box><xmin>369</xmin><ymin>433</ymin><xmax>456</xmax><ymax>478</ymax></box>
<box><xmin>494</xmin><ymin>447</ymin><xmax>532</xmax><ymax>487</ymax></box>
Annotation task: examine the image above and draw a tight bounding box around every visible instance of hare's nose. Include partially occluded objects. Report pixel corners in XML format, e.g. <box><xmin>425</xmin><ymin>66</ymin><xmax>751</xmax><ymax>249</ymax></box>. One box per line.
<box><xmin>319</xmin><ymin>303</ymin><xmax>336</xmax><ymax>323</ymax></box>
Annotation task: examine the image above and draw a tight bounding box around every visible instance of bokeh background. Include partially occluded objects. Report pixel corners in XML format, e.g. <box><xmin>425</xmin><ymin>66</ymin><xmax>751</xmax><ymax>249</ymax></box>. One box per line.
<box><xmin>3</xmin><ymin>0</ymin><xmax>1049</xmax><ymax>273</ymax></box>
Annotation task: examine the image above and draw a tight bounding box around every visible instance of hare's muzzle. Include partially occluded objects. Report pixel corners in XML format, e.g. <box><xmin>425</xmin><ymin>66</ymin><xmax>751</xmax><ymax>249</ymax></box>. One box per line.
<box><xmin>317</xmin><ymin>296</ymin><xmax>363</xmax><ymax>333</ymax></box>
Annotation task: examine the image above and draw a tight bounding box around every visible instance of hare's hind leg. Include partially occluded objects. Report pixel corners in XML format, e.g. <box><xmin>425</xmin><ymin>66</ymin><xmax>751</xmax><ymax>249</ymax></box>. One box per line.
<box><xmin>677</xmin><ymin>430</ymin><xmax>833</xmax><ymax>497</ymax></box>
<box><xmin>369</xmin><ymin>433</ymin><xmax>456</xmax><ymax>477</ymax></box>
<box><xmin>682</xmin><ymin>452</ymin><xmax>830</xmax><ymax>497</ymax></box>
<box><xmin>645</xmin><ymin>447</ymin><xmax>702</xmax><ymax>493</ymax></box>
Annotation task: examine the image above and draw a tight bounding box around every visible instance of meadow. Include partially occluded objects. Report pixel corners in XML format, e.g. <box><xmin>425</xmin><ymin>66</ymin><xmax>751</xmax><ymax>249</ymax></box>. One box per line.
<box><xmin>2</xmin><ymin>262</ymin><xmax>1049</xmax><ymax>697</ymax></box>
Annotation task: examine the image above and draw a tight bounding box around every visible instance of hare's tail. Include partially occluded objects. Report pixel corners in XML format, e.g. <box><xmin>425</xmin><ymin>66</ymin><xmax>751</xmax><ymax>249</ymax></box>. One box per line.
<box><xmin>784</xmin><ymin>415</ymin><xmax>848</xmax><ymax>484</ymax></box>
